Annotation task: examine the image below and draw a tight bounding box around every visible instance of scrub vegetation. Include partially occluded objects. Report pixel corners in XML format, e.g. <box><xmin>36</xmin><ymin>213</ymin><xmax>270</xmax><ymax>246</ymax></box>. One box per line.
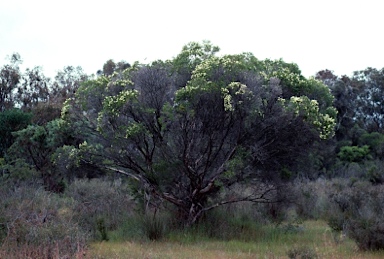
<box><xmin>1</xmin><ymin>42</ymin><xmax>384</xmax><ymax>258</ymax></box>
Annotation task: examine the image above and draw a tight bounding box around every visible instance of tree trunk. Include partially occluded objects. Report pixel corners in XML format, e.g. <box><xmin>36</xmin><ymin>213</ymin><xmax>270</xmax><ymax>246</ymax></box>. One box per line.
<box><xmin>174</xmin><ymin>198</ymin><xmax>207</xmax><ymax>227</ymax></box>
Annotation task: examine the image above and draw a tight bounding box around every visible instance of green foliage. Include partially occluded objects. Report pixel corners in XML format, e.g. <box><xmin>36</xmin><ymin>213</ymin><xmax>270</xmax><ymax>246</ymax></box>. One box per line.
<box><xmin>16</xmin><ymin>66</ymin><xmax>50</xmax><ymax>112</ymax></box>
<box><xmin>301</xmin><ymin>78</ymin><xmax>335</xmax><ymax>110</ymax></box>
<box><xmin>284</xmin><ymin>96</ymin><xmax>336</xmax><ymax>139</ymax></box>
<box><xmin>186</xmin><ymin>208</ymin><xmax>265</xmax><ymax>241</ymax></box>
<box><xmin>6</xmin><ymin>118</ymin><xmax>82</xmax><ymax>191</ymax></box>
<box><xmin>364</xmin><ymin>160</ymin><xmax>384</xmax><ymax>184</ymax></box>
<box><xmin>338</xmin><ymin>145</ymin><xmax>371</xmax><ymax>163</ymax></box>
<box><xmin>170</xmin><ymin>41</ymin><xmax>220</xmax><ymax>88</ymax></box>
<box><xmin>0</xmin><ymin>109</ymin><xmax>32</xmax><ymax>156</ymax></box>
<box><xmin>176</xmin><ymin>41</ymin><xmax>220</xmax><ymax>65</ymax></box>
<box><xmin>60</xmin><ymin>42</ymin><xmax>337</xmax><ymax>227</ymax></box>
<box><xmin>318</xmin><ymin>67</ymin><xmax>384</xmax><ymax>137</ymax></box>
<box><xmin>140</xmin><ymin>212</ymin><xmax>168</xmax><ymax>241</ymax></box>
<box><xmin>102</xmin><ymin>89</ymin><xmax>138</xmax><ymax>116</ymax></box>
<box><xmin>359</xmin><ymin>132</ymin><xmax>384</xmax><ymax>159</ymax></box>
<box><xmin>96</xmin><ymin>217</ymin><xmax>109</xmax><ymax>241</ymax></box>
<box><xmin>352</xmin><ymin>68</ymin><xmax>384</xmax><ymax>133</ymax></box>
<box><xmin>0</xmin><ymin>55</ymin><xmax>22</xmax><ymax>111</ymax></box>
<box><xmin>67</xmin><ymin>75</ymin><xmax>109</xmax><ymax>116</ymax></box>
<box><xmin>259</xmin><ymin>60</ymin><xmax>334</xmax><ymax>108</ymax></box>
<box><xmin>0</xmin><ymin>158</ymin><xmax>39</xmax><ymax>184</ymax></box>
<box><xmin>256</xmin><ymin>58</ymin><xmax>304</xmax><ymax>95</ymax></box>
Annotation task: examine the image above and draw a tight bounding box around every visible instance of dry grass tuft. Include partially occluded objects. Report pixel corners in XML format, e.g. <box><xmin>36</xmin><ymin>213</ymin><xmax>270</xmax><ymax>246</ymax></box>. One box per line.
<box><xmin>0</xmin><ymin>241</ymin><xmax>88</xmax><ymax>259</ymax></box>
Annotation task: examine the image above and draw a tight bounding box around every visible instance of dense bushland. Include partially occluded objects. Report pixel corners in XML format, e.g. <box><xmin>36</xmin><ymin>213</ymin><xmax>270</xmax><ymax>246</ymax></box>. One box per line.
<box><xmin>1</xmin><ymin>42</ymin><xmax>384</xmax><ymax>255</ymax></box>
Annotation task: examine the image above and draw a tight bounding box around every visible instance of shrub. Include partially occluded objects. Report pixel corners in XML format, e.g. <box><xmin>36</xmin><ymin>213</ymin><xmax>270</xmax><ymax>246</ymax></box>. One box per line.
<box><xmin>180</xmin><ymin>202</ymin><xmax>282</xmax><ymax>241</ymax></box>
<box><xmin>364</xmin><ymin>160</ymin><xmax>384</xmax><ymax>184</ymax></box>
<box><xmin>358</xmin><ymin>132</ymin><xmax>384</xmax><ymax>159</ymax></box>
<box><xmin>140</xmin><ymin>211</ymin><xmax>168</xmax><ymax>241</ymax></box>
<box><xmin>64</xmin><ymin>178</ymin><xmax>135</xmax><ymax>240</ymax></box>
<box><xmin>0</xmin><ymin>182</ymin><xmax>88</xmax><ymax>258</ymax></box>
<box><xmin>287</xmin><ymin>246</ymin><xmax>318</xmax><ymax>259</ymax></box>
<box><xmin>327</xmin><ymin>182</ymin><xmax>384</xmax><ymax>250</ymax></box>
<box><xmin>292</xmin><ymin>179</ymin><xmax>328</xmax><ymax>220</ymax></box>
<box><xmin>96</xmin><ymin>217</ymin><xmax>109</xmax><ymax>241</ymax></box>
<box><xmin>170</xmin><ymin>207</ymin><xmax>265</xmax><ymax>242</ymax></box>
<box><xmin>338</xmin><ymin>145</ymin><xmax>371</xmax><ymax>163</ymax></box>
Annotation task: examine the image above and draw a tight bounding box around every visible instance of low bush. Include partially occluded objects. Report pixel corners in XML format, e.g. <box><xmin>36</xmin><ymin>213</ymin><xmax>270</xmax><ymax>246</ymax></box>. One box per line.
<box><xmin>140</xmin><ymin>211</ymin><xmax>168</xmax><ymax>241</ymax></box>
<box><xmin>0</xmin><ymin>182</ymin><xmax>88</xmax><ymax>258</ymax></box>
<box><xmin>287</xmin><ymin>246</ymin><xmax>318</xmax><ymax>259</ymax></box>
<box><xmin>292</xmin><ymin>179</ymin><xmax>329</xmax><ymax>220</ymax></box>
<box><xmin>64</xmin><ymin>178</ymin><xmax>135</xmax><ymax>240</ymax></box>
<box><xmin>327</xmin><ymin>181</ymin><xmax>384</xmax><ymax>250</ymax></box>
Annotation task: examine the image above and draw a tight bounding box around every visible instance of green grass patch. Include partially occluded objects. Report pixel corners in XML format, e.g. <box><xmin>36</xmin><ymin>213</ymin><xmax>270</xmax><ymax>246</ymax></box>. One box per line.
<box><xmin>89</xmin><ymin>220</ymin><xmax>384</xmax><ymax>258</ymax></box>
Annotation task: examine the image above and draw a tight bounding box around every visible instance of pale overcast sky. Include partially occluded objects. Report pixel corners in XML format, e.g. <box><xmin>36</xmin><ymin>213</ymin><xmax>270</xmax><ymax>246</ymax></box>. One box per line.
<box><xmin>1</xmin><ymin>0</ymin><xmax>383</xmax><ymax>78</ymax></box>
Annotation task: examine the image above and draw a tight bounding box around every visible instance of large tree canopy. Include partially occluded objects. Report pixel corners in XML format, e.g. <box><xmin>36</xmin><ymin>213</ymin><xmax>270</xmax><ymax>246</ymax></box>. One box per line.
<box><xmin>61</xmin><ymin>43</ymin><xmax>336</xmax><ymax>226</ymax></box>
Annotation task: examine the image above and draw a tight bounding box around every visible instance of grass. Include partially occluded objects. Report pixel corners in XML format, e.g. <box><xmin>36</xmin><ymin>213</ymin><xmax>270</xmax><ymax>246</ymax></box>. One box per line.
<box><xmin>0</xmin><ymin>242</ymin><xmax>88</xmax><ymax>259</ymax></box>
<box><xmin>88</xmin><ymin>220</ymin><xmax>384</xmax><ymax>258</ymax></box>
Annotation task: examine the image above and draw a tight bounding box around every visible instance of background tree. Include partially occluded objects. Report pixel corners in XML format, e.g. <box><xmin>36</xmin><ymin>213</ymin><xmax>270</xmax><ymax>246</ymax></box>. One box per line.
<box><xmin>317</xmin><ymin>67</ymin><xmax>384</xmax><ymax>136</ymax></box>
<box><xmin>352</xmin><ymin>68</ymin><xmax>384</xmax><ymax>133</ymax></box>
<box><xmin>51</xmin><ymin>66</ymin><xmax>88</xmax><ymax>105</ymax></box>
<box><xmin>15</xmin><ymin>66</ymin><xmax>50</xmax><ymax>112</ymax></box>
<box><xmin>0</xmin><ymin>53</ymin><xmax>22</xmax><ymax>111</ymax></box>
<box><xmin>316</xmin><ymin>70</ymin><xmax>355</xmax><ymax>141</ymax></box>
<box><xmin>316</xmin><ymin>67</ymin><xmax>384</xmax><ymax>180</ymax></box>
<box><xmin>98</xmin><ymin>59</ymin><xmax>131</xmax><ymax>77</ymax></box>
<box><xmin>24</xmin><ymin>65</ymin><xmax>89</xmax><ymax>126</ymax></box>
<box><xmin>102</xmin><ymin>59</ymin><xmax>116</xmax><ymax>76</ymax></box>
<box><xmin>0</xmin><ymin>109</ymin><xmax>32</xmax><ymax>157</ymax></box>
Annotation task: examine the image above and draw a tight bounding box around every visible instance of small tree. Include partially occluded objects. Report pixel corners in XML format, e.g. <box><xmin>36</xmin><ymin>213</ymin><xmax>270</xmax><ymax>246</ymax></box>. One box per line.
<box><xmin>15</xmin><ymin>66</ymin><xmax>50</xmax><ymax>112</ymax></box>
<box><xmin>0</xmin><ymin>53</ymin><xmax>22</xmax><ymax>111</ymax></box>
<box><xmin>62</xmin><ymin>44</ymin><xmax>336</xmax><ymax>226</ymax></box>
<box><xmin>7</xmin><ymin>118</ymin><xmax>87</xmax><ymax>192</ymax></box>
<box><xmin>0</xmin><ymin>109</ymin><xmax>32</xmax><ymax>157</ymax></box>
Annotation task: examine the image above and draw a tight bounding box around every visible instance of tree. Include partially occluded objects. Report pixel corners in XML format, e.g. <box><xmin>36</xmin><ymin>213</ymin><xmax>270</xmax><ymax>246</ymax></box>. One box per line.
<box><xmin>102</xmin><ymin>59</ymin><xmax>116</xmax><ymax>76</ymax></box>
<box><xmin>98</xmin><ymin>59</ymin><xmax>131</xmax><ymax>77</ymax></box>
<box><xmin>62</xmin><ymin>46</ymin><xmax>336</xmax><ymax>226</ymax></box>
<box><xmin>317</xmin><ymin>67</ymin><xmax>384</xmax><ymax>140</ymax></box>
<box><xmin>15</xmin><ymin>66</ymin><xmax>50</xmax><ymax>111</ymax></box>
<box><xmin>7</xmin><ymin>118</ymin><xmax>87</xmax><ymax>192</ymax></box>
<box><xmin>0</xmin><ymin>53</ymin><xmax>22</xmax><ymax>111</ymax></box>
<box><xmin>171</xmin><ymin>40</ymin><xmax>220</xmax><ymax>88</ymax></box>
<box><xmin>358</xmin><ymin>132</ymin><xmax>384</xmax><ymax>160</ymax></box>
<box><xmin>51</xmin><ymin>66</ymin><xmax>89</xmax><ymax>105</ymax></box>
<box><xmin>0</xmin><ymin>109</ymin><xmax>32</xmax><ymax>157</ymax></box>
<box><xmin>316</xmin><ymin>70</ymin><xmax>355</xmax><ymax>141</ymax></box>
<box><xmin>352</xmin><ymin>68</ymin><xmax>384</xmax><ymax>133</ymax></box>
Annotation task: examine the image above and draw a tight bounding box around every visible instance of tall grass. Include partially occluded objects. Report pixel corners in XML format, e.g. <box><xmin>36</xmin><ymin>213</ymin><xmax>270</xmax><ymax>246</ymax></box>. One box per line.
<box><xmin>64</xmin><ymin>178</ymin><xmax>135</xmax><ymax>240</ymax></box>
<box><xmin>0</xmin><ymin>177</ymin><xmax>135</xmax><ymax>257</ymax></box>
<box><xmin>2</xmin><ymin>175</ymin><xmax>384</xmax><ymax>258</ymax></box>
<box><xmin>90</xmin><ymin>178</ymin><xmax>384</xmax><ymax>258</ymax></box>
<box><xmin>0</xmin><ymin>182</ymin><xmax>89</xmax><ymax>258</ymax></box>
<box><xmin>90</xmin><ymin>220</ymin><xmax>384</xmax><ymax>258</ymax></box>
<box><xmin>0</xmin><ymin>242</ymin><xmax>88</xmax><ymax>259</ymax></box>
